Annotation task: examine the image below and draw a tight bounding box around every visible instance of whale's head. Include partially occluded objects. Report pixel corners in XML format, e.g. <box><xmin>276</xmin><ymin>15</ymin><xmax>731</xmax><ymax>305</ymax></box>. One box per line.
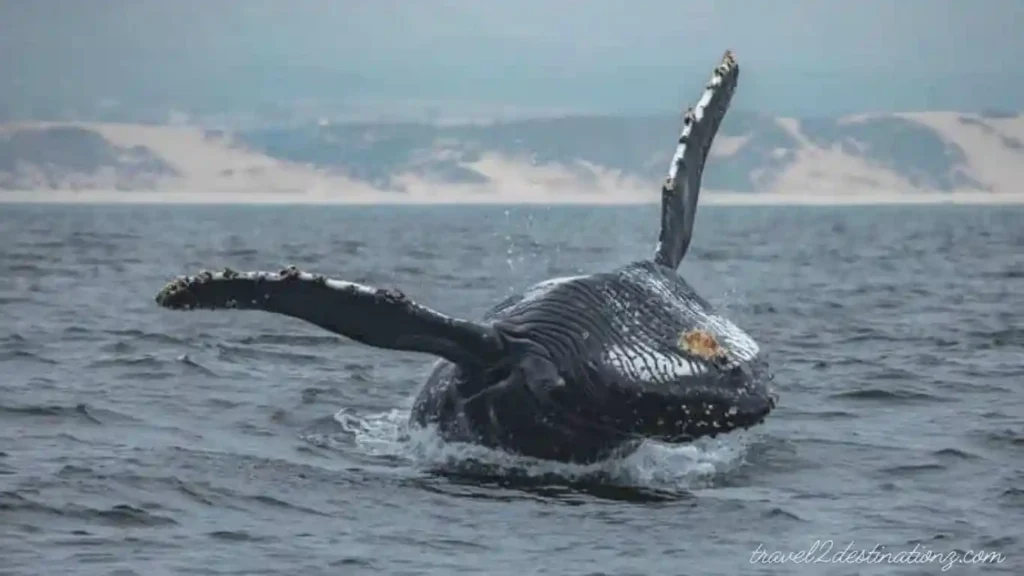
<box><xmin>411</xmin><ymin>268</ymin><xmax>781</xmax><ymax>459</ymax></box>
<box><xmin>590</xmin><ymin>352</ymin><xmax>777</xmax><ymax>444</ymax></box>
<box><xmin>424</xmin><ymin>320</ymin><xmax>777</xmax><ymax>460</ymax></box>
<box><xmin>567</xmin><ymin>319</ymin><xmax>778</xmax><ymax>445</ymax></box>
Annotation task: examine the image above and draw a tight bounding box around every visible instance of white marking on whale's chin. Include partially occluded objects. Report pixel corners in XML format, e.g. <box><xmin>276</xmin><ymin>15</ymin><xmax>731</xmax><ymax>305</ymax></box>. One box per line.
<box><xmin>603</xmin><ymin>343</ymin><xmax>705</xmax><ymax>382</ymax></box>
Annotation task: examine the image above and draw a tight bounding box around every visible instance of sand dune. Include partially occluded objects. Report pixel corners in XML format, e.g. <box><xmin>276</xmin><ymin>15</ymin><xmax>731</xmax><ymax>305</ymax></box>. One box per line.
<box><xmin>1</xmin><ymin>111</ymin><xmax>1022</xmax><ymax>204</ymax></box>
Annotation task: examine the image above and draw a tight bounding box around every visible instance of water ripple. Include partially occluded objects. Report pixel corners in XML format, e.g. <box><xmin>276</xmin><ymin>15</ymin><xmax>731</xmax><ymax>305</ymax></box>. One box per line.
<box><xmin>1</xmin><ymin>204</ymin><xmax>1021</xmax><ymax>575</ymax></box>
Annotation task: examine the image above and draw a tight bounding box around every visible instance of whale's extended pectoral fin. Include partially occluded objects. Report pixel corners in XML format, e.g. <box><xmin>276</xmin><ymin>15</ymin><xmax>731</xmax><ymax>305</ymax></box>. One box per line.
<box><xmin>154</xmin><ymin>267</ymin><xmax>504</xmax><ymax>367</ymax></box>
<box><xmin>654</xmin><ymin>50</ymin><xmax>739</xmax><ymax>270</ymax></box>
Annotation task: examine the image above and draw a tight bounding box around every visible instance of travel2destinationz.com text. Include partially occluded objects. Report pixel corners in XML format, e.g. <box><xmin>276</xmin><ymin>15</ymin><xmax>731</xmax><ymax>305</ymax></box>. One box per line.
<box><xmin>749</xmin><ymin>539</ymin><xmax>1007</xmax><ymax>572</ymax></box>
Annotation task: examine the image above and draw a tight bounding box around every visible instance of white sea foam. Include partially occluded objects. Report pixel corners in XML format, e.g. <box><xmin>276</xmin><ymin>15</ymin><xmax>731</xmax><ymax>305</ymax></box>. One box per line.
<box><xmin>323</xmin><ymin>405</ymin><xmax>754</xmax><ymax>493</ymax></box>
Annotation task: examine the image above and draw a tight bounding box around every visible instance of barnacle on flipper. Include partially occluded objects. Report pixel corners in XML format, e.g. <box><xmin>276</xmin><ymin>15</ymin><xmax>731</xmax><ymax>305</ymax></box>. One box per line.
<box><xmin>279</xmin><ymin>266</ymin><xmax>301</xmax><ymax>281</ymax></box>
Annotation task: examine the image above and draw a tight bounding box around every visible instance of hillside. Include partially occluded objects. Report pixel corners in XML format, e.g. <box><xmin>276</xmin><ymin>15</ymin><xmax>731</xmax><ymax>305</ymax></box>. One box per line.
<box><xmin>1</xmin><ymin>110</ymin><xmax>1022</xmax><ymax>203</ymax></box>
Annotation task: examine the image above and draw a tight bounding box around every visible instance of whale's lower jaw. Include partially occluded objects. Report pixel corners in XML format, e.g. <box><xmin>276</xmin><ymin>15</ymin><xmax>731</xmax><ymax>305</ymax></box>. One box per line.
<box><xmin>612</xmin><ymin>353</ymin><xmax>776</xmax><ymax>444</ymax></box>
<box><xmin>409</xmin><ymin>365</ymin><xmax>634</xmax><ymax>465</ymax></box>
<box><xmin>409</xmin><ymin>349</ymin><xmax>775</xmax><ymax>465</ymax></box>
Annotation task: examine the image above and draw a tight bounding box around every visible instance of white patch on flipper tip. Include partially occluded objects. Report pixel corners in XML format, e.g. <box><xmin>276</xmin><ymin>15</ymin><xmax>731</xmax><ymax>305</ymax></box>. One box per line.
<box><xmin>666</xmin><ymin>58</ymin><xmax>730</xmax><ymax>184</ymax></box>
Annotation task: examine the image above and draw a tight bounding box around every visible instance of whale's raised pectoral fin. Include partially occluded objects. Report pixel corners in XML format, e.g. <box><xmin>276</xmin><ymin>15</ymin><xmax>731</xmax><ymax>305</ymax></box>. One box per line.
<box><xmin>154</xmin><ymin>266</ymin><xmax>505</xmax><ymax>367</ymax></box>
<box><xmin>654</xmin><ymin>50</ymin><xmax>739</xmax><ymax>270</ymax></box>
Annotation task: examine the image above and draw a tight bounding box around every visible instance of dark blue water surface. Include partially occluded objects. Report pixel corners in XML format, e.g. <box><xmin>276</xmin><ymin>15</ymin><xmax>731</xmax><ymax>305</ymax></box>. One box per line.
<box><xmin>1</xmin><ymin>203</ymin><xmax>1022</xmax><ymax>575</ymax></box>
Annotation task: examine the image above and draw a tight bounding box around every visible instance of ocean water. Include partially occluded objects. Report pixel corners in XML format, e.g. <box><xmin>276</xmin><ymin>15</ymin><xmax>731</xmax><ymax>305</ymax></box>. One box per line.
<box><xmin>1</xmin><ymin>203</ymin><xmax>1021</xmax><ymax>576</ymax></box>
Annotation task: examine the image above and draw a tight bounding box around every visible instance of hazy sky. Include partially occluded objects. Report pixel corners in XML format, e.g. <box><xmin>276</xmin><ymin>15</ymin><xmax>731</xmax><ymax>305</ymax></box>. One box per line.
<box><xmin>2</xmin><ymin>0</ymin><xmax>1021</xmax><ymax>119</ymax></box>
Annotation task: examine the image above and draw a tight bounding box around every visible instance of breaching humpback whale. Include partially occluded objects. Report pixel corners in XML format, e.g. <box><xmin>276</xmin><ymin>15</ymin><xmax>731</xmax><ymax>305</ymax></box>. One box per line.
<box><xmin>154</xmin><ymin>51</ymin><xmax>777</xmax><ymax>464</ymax></box>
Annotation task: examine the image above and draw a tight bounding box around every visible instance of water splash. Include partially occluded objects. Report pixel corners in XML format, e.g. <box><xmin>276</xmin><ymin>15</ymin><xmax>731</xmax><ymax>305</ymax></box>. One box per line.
<box><xmin>319</xmin><ymin>406</ymin><xmax>754</xmax><ymax>494</ymax></box>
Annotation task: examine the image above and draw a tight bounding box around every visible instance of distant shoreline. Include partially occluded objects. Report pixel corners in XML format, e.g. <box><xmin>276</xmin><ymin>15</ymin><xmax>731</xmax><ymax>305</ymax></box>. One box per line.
<box><xmin>1</xmin><ymin>191</ymin><xmax>1023</xmax><ymax>206</ymax></box>
<box><xmin>4</xmin><ymin>113</ymin><xmax>1023</xmax><ymax>207</ymax></box>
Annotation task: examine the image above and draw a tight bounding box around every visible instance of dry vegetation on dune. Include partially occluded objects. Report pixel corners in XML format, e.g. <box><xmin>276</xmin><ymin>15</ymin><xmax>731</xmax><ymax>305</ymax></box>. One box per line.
<box><xmin>1</xmin><ymin>111</ymin><xmax>1022</xmax><ymax>204</ymax></box>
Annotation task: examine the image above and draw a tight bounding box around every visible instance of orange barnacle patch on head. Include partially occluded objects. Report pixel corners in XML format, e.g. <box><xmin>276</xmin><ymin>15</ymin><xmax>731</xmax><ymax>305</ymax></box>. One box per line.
<box><xmin>678</xmin><ymin>329</ymin><xmax>728</xmax><ymax>360</ymax></box>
